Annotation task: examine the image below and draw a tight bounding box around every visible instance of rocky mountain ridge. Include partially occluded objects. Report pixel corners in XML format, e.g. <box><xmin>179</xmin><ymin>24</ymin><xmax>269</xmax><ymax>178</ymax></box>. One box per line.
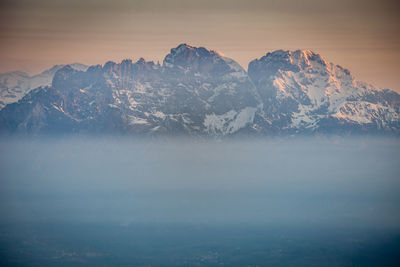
<box><xmin>0</xmin><ymin>44</ymin><xmax>398</xmax><ymax>136</ymax></box>
<box><xmin>0</xmin><ymin>63</ymin><xmax>88</xmax><ymax>110</ymax></box>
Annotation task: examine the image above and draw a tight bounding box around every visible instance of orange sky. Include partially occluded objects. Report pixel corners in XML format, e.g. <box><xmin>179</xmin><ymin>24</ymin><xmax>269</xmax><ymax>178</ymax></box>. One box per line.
<box><xmin>0</xmin><ymin>0</ymin><xmax>399</xmax><ymax>91</ymax></box>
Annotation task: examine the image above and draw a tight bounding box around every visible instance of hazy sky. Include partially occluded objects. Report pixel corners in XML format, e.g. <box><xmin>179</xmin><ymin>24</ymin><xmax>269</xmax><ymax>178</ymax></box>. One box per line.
<box><xmin>0</xmin><ymin>0</ymin><xmax>399</xmax><ymax>91</ymax></box>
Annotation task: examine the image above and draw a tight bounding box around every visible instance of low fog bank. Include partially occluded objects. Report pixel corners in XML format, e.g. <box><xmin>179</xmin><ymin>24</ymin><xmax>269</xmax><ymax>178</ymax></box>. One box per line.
<box><xmin>0</xmin><ymin>136</ymin><xmax>399</xmax><ymax>228</ymax></box>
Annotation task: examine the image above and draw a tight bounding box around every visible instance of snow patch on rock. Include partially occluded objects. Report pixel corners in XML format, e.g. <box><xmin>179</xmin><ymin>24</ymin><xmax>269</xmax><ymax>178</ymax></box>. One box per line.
<box><xmin>204</xmin><ymin>107</ymin><xmax>257</xmax><ymax>135</ymax></box>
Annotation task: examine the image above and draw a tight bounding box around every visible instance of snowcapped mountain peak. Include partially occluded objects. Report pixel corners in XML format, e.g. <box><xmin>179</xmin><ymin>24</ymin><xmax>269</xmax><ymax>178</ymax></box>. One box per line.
<box><xmin>163</xmin><ymin>43</ymin><xmax>214</xmax><ymax>68</ymax></box>
<box><xmin>53</xmin><ymin>65</ymin><xmax>79</xmax><ymax>82</ymax></box>
<box><xmin>256</xmin><ymin>49</ymin><xmax>330</xmax><ymax>74</ymax></box>
<box><xmin>172</xmin><ymin>43</ymin><xmax>193</xmax><ymax>53</ymax></box>
<box><xmin>0</xmin><ymin>63</ymin><xmax>88</xmax><ymax>110</ymax></box>
<box><xmin>0</xmin><ymin>46</ymin><xmax>398</xmax><ymax>135</ymax></box>
<box><xmin>248</xmin><ymin>49</ymin><xmax>399</xmax><ymax>133</ymax></box>
<box><xmin>163</xmin><ymin>44</ymin><xmax>246</xmax><ymax>78</ymax></box>
<box><xmin>292</xmin><ymin>50</ymin><xmax>328</xmax><ymax>69</ymax></box>
<box><xmin>68</xmin><ymin>63</ymin><xmax>89</xmax><ymax>72</ymax></box>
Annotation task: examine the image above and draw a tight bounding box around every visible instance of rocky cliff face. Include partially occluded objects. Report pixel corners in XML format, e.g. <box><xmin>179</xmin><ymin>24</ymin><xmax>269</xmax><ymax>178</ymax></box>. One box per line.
<box><xmin>248</xmin><ymin>50</ymin><xmax>400</xmax><ymax>134</ymax></box>
<box><xmin>0</xmin><ymin>44</ymin><xmax>398</xmax><ymax>136</ymax></box>
<box><xmin>0</xmin><ymin>63</ymin><xmax>88</xmax><ymax>110</ymax></box>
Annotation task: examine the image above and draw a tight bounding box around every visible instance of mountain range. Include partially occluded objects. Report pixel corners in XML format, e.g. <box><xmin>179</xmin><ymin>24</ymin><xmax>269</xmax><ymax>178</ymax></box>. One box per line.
<box><xmin>0</xmin><ymin>63</ymin><xmax>88</xmax><ymax>110</ymax></box>
<box><xmin>0</xmin><ymin>44</ymin><xmax>399</xmax><ymax>136</ymax></box>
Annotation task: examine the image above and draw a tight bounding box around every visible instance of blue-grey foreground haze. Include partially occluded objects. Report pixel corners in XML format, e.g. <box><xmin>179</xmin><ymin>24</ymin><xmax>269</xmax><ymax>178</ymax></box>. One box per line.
<box><xmin>0</xmin><ymin>137</ymin><xmax>399</xmax><ymax>265</ymax></box>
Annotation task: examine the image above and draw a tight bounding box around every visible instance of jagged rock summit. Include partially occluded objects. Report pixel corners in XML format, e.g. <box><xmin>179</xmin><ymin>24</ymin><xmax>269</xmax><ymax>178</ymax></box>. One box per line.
<box><xmin>0</xmin><ymin>63</ymin><xmax>88</xmax><ymax>110</ymax></box>
<box><xmin>0</xmin><ymin>44</ymin><xmax>399</xmax><ymax>136</ymax></box>
<box><xmin>249</xmin><ymin>49</ymin><xmax>400</xmax><ymax>134</ymax></box>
